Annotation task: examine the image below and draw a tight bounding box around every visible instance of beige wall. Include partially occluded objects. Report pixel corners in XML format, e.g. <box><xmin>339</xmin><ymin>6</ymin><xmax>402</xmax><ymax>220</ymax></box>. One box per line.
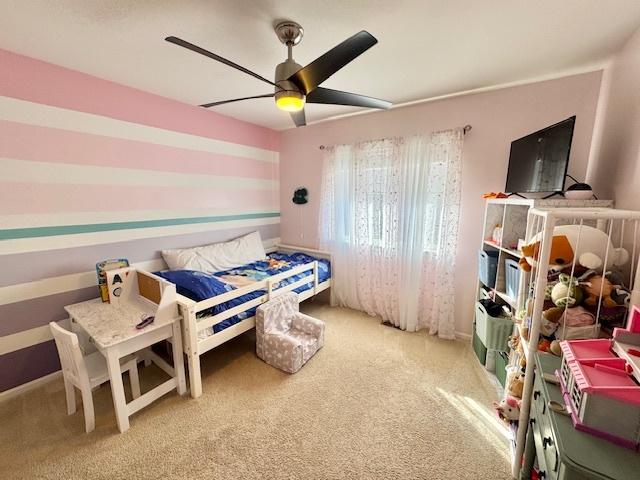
<box><xmin>591</xmin><ymin>27</ymin><xmax>640</xmax><ymax>210</ymax></box>
<box><xmin>279</xmin><ymin>72</ymin><xmax>603</xmax><ymax>336</ymax></box>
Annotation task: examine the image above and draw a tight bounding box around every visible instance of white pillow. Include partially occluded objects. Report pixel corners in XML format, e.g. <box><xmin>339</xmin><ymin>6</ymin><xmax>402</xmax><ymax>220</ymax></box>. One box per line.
<box><xmin>162</xmin><ymin>231</ymin><xmax>268</xmax><ymax>273</ymax></box>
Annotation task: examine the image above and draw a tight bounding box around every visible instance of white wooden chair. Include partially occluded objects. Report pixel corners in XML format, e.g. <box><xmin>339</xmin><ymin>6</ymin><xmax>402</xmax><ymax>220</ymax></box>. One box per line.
<box><xmin>49</xmin><ymin>322</ymin><xmax>141</xmax><ymax>433</ymax></box>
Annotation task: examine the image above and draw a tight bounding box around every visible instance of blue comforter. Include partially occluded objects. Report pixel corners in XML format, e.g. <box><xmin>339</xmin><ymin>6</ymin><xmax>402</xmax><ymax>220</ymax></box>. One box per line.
<box><xmin>156</xmin><ymin>252</ymin><xmax>330</xmax><ymax>334</ymax></box>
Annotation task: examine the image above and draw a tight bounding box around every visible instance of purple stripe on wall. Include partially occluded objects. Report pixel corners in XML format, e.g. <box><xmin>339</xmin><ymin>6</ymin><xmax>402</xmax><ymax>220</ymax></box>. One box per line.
<box><xmin>0</xmin><ymin>223</ymin><xmax>280</xmax><ymax>286</ymax></box>
<box><xmin>0</xmin><ymin>287</ymin><xmax>96</xmax><ymax>337</ymax></box>
<box><xmin>0</xmin><ymin>340</ymin><xmax>60</xmax><ymax>392</ymax></box>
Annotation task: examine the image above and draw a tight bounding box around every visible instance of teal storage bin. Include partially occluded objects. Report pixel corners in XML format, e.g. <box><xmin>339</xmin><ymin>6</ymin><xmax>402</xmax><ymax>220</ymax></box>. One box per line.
<box><xmin>504</xmin><ymin>258</ymin><xmax>520</xmax><ymax>300</ymax></box>
<box><xmin>475</xmin><ymin>302</ymin><xmax>513</xmax><ymax>351</ymax></box>
<box><xmin>478</xmin><ymin>250</ymin><xmax>498</xmax><ymax>288</ymax></box>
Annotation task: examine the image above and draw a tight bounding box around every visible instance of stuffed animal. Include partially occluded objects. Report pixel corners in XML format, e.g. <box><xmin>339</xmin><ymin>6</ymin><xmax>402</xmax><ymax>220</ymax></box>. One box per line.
<box><xmin>582</xmin><ymin>274</ymin><xmax>618</xmax><ymax>308</ymax></box>
<box><xmin>611</xmin><ymin>287</ymin><xmax>631</xmax><ymax>306</ymax></box>
<box><xmin>541</xmin><ymin>307</ymin><xmax>563</xmax><ymax>336</ymax></box>
<box><xmin>549</xmin><ymin>340</ymin><xmax>562</xmax><ymax>356</ymax></box>
<box><xmin>268</xmin><ymin>258</ymin><xmax>290</xmax><ymax>270</ymax></box>
<box><xmin>508</xmin><ymin>335</ymin><xmax>527</xmax><ymax>369</ymax></box>
<box><xmin>605</xmin><ymin>268</ymin><xmax>627</xmax><ymax>287</ymax></box>
<box><xmin>493</xmin><ymin>396</ymin><xmax>521</xmax><ymax>424</ymax></box>
<box><xmin>506</xmin><ymin>369</ymin><xmax>525</xmax><ymax>398</ymax></box>
<box><xmin>519</xmin><ymin>225</ymin><xmax>629</xmax><ymax>273</ymax></box>
<box><xmin>550</xmin><ymin>273</ymin><xmax>583</xmax><ymax>307</ymax></box>
<box><xmin>538</xmin><ymin>339</ymin><xmax>552</xmax><ymax>353</ymax></box>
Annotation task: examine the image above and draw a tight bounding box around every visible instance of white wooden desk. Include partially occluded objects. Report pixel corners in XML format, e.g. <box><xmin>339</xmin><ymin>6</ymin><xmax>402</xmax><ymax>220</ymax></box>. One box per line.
<box><xmin>65</xmin><ymin>297</ymin><xmax>186</xmax><ymax>432</ymax></box>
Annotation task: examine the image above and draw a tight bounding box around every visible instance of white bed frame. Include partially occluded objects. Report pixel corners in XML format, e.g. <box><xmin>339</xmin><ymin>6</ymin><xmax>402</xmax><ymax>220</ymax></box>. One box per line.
<box><xmin>175</xmin><ymin>244</ymin><xmax>331</xmax><ymax>398</ymax></box>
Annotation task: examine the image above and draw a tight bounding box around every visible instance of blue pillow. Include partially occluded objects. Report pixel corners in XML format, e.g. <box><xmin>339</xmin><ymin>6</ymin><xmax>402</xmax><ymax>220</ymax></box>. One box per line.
<box><xmin>155</xmin><ymin>270</ymin><xmax>235</xmax><ymax>302</ymax></box>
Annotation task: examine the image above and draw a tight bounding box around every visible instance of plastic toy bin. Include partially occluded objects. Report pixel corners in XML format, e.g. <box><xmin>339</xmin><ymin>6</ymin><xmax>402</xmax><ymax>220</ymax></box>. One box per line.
<box><xmin>504</xmin><ymin>258</ymin><xmax>520</xmax><ymax>300</ymax></box>
<box><xmin>473</xmin><ymin>322</ymin><xmax>488</xmax><ymax>365</ymax></box>
<box><xmin>478</xmin><ymin>250</ymin><xmax>498</xmax><ymax>288</ymax></box>
<box><xmin>475</xmin><ymin>302</ymin><xmax>512</xmax><ymax>351</ymax></box>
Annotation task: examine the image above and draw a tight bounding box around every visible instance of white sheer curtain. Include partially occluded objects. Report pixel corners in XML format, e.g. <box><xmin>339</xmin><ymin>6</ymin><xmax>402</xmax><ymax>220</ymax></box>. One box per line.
<box><xmin>318</xmin><ymin>129</ymin><xmax>463</xmax><ymax>338</ymax></box>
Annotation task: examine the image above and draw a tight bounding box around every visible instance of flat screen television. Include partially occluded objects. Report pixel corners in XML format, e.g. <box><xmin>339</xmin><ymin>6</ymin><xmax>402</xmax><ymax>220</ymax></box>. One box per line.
<box><xmin>505</xmin><ymin>116</ymin><xmax>575</xmax><ymax>194</ymax></box>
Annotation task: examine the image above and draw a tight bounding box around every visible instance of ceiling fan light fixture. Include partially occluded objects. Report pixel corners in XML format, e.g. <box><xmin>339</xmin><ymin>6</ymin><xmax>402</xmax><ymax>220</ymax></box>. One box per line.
<box><xmin>275</xmin><ymin>90</ymin><xmax>305</xmax><ymax>112</ymax></box>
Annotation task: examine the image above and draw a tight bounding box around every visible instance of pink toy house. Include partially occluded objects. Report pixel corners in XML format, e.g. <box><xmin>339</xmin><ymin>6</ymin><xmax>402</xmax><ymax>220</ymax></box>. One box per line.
<box><xmin>558</xmin><ymin>323</ymin><xmax>640</xmax><ymax>449</ymax></box>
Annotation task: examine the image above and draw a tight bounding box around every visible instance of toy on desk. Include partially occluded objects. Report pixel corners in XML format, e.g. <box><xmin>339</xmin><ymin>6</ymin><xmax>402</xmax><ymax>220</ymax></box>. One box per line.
<box><xmin>136</xmin><ymin>314</ymin><xmax>155</xmax><ymax>330</ymax></box>
<box><xmin>106</xmin><ymin>268</ymin><xmax>132</xmax><ymax>306</ymax></box>
<box><xmin>556</xmin><ymin>308</ymin><xmax>640</xmax><ymax>450</ymax></box>
<box><xmin>96</xmin><ymin>258</ymin><xmax>130</xmax><ymax>302</ymax></box>
<box><xmin>104</xmin><ymin>268</ymin><xmax>178</xmax><ymax>327</ymax></box>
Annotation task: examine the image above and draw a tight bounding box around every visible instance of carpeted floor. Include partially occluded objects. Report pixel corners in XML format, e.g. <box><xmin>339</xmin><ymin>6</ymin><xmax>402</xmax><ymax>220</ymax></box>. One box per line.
<box><xmin>0</xmin><ymin>304</ymin><xmax>511</xmax><ymax>480</ymax></box>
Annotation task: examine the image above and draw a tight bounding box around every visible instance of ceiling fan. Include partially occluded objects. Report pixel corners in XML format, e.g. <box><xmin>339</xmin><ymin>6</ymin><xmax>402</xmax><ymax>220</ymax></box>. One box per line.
<box><xmin>165</xmin><ymin>21</ymin><xmax>392</xmax><ymax>127</ymax></box>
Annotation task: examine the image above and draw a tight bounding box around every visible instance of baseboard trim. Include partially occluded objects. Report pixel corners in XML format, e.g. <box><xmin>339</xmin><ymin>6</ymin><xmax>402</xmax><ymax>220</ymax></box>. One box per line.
<box><xmin>0</xmin><ymin>370</ymin><xmax>61</xmax><ymax>402</ymax></box>
<box><xmin>454</xmin><ymin>331</ymin><xmax>472</xmax><ymax>342</ymax></box>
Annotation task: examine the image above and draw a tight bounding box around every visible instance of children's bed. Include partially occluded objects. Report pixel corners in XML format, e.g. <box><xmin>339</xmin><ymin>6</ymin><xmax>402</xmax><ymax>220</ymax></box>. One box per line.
<box><xmin>156</xmin><ymin>244</ymin><xmax>331</xmax><ymax>398</ymax></box>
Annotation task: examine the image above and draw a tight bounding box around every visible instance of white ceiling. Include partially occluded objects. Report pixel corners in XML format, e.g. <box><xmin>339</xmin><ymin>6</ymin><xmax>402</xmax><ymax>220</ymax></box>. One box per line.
<box><xmin>2</xmin><ymin>0</ymin><xmax>640</xmax><ymax>130</ymax></box>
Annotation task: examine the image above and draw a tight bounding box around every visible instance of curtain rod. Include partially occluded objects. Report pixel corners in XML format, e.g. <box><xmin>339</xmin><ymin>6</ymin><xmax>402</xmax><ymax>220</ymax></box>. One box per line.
<box><xmin>318</xmin><ymin>124</ymin><xmax>472</xmax><ymax>150</ymax></box>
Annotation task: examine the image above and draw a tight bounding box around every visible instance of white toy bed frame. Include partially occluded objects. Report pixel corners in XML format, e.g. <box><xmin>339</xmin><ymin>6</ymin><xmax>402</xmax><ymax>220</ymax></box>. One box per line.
<box><xmin>174</xmin><ymin>244</ymin><xmax>331</xmax><ymax>398</ymax></box>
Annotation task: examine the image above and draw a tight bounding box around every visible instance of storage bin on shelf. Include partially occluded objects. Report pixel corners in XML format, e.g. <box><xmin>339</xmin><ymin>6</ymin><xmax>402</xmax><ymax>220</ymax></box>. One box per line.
<box><xmin>478</xmin><ymin>286</ymin><xmax>491</xmax><ymax>300</ymax></box>
<box><xmin>473</xmin><ymin>322</ymin><xmax>488</xmax><ymax>365</ymax></box>
<box><xmin>478</xmin><ymin>250</ymin><xmax>499</xmax><ymax>288</ymax></box>
<box><xmin>475</xmin><ymin>301</ymin><xmax>513</xmax><ymax>351</ymax></box>
<box><xmin>504</xmin><ymin>258</ymin><xmax>520</xmax><ymax>300</ymax></box>
<box><xmin>495</xmin><ymin>351</ymin><xmax>509</xmax><ymax>387</ymax></box>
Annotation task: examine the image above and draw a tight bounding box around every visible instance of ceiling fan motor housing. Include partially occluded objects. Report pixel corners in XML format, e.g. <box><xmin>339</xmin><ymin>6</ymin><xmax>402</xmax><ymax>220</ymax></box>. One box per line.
<box><xmin>275</xmin><ymin>59</ymin><xmax>303</xmax><ymax>92</ymax></box>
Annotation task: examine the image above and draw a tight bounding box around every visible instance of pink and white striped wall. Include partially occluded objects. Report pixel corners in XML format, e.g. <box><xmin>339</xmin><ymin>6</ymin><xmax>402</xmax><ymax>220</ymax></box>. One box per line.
<box><xmin>0</xmin><ymin>49</ymin><xmax>281</xmax><ymax>392</ymax></box>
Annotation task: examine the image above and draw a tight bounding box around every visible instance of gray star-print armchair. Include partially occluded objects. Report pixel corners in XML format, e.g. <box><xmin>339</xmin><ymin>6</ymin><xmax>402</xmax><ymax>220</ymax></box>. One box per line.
<box><xmin>256</xmin><ymin>292</ymin><xmax>325</xmax><ymax>373</ymax></box>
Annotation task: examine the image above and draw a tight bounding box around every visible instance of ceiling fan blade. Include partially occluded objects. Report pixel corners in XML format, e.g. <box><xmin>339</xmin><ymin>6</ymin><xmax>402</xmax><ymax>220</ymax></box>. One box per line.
<box><xmin>200</xmin><ymin>93</ymin><xmax>275</xmax><ymax>108</ymax></box>
<box><xmin>290</xmin><ymin>109</ymin><xmax>306</xmax><ymax>127</ymax></box>
<box><xmin>307</xmin><ymin>87</ymin><xmax>391</xmax><ymax>109</ymax></box>
<box><xmin>165</xmin><ymin>36</ymin><xmax>278</xmax><ymax>88</ymax></box>
<box><xmin>288</xmin><ymin>31</ymin><xmax>378</xmax><ymax>94</ymax></box>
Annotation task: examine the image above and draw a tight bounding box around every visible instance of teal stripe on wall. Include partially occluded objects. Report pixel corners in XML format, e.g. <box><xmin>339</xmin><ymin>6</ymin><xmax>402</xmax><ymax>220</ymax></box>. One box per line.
<box><xmin>0</xmin><ymin>212</ymin><xmax>281</xmax><ymax>240</ymax></box>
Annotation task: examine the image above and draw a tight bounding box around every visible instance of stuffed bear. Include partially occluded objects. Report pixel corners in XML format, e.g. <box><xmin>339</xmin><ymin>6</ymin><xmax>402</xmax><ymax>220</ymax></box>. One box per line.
<box><xmin>582</xmin><ymin>274</ymin><xmax>618</xmax><ymax>308</ymax></box>
<box><xmin>506</xmin><ymin>369</ymin><xmax>525</xmax><ymax>398</ymax></box>
<box><xmin>519</xmin><ymin>224</ymin><xmax>629</xmax><ymax>273</ymax></box>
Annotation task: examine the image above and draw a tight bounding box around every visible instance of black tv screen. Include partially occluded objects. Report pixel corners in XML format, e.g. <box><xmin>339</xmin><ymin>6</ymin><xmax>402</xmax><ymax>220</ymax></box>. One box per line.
<box><xmin>505</xmin><ymin>116</ymin><xmax>575</xmax><ymax>193</ymax></box>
